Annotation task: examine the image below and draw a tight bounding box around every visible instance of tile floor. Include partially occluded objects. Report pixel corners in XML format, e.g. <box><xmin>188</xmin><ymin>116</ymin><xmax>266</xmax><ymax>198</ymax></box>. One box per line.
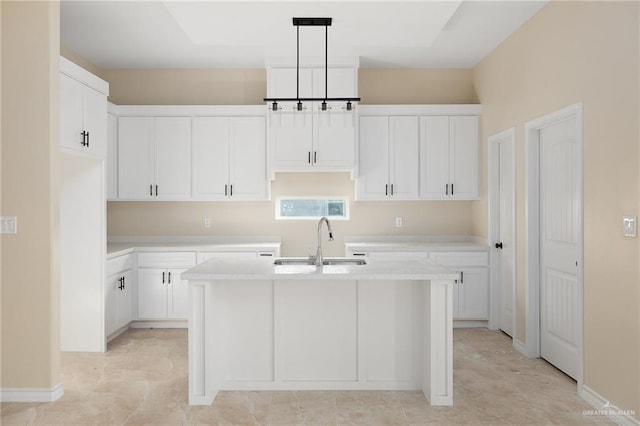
<box><xmin>1</xmin><ymin>328</ymin><xmax>609</xmax><ymax>425</ymax></box>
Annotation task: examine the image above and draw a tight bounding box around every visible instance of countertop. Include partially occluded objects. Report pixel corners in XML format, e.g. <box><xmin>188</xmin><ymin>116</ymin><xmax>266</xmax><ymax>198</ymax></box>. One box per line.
<box><xmin>106</xmin><ymin>236</ymin><xmax>281</xmax><ymax>259</ymax></box>
<box><xmin>344</xmin><ymin>235</ymin><xmax>489</xmax><ymax>252</ymax></box>
<box><xmin>181</xmin><ymin>256</ymin><xmax>459</xmax><ymax>281</ymax></box>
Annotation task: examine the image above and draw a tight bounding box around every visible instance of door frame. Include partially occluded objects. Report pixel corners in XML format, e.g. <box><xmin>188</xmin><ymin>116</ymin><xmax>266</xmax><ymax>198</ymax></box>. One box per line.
<box><xmin>524</xmin><ymin>102</ymin><xmax>583</xmax><ymax>388</ymax></box>
<box><xmin>488</xmin><ymin>128</ymin><xmax>516</xmax><ymax>338</ymax></box>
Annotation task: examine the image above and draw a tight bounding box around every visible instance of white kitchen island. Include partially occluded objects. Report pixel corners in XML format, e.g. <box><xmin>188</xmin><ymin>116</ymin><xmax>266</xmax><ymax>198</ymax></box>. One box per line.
<box><xmin>182</xmin><ymin>256</ymin><xmax>458</xmax><ymax>406</ymax></box>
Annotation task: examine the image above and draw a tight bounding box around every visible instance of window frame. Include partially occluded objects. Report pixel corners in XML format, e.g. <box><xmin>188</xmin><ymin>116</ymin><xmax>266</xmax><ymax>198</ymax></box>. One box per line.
<box><xmin>275</xmin><ymin>196</ymin><xmax>350</xmax><ymax>221</ymax></box>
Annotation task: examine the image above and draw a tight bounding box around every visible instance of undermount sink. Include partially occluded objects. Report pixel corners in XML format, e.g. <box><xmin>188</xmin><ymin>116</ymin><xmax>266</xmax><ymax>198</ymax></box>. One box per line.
<box><xmin>273</xmin><ymin>257</ymin><xmax>367</xmax><ymax>266</ymax></box>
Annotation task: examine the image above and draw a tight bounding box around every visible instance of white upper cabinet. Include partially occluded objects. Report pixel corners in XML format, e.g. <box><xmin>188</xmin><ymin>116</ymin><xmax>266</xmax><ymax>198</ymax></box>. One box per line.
<box><xmin>312</xmin><ymin>68</ymin><xmax>358</xmax><ymax>108</ymax></box>
<box><xmin>192</xmin><ymin>117</ymin><xmax>229</xmax><ymax>199</ymax></box>
<box><xmin>154</xmin><ymin>117</ymin><xmax>192</xmax><ymax>199</ymax></box>
<box><xmin>357</xmin><ymin>116</ymin><xmax>389</xmax><ymax>199</ymax></box>
<box><xmin>60</xmin><ymin>57</ymin><xmax>108</xmax><ymax>158</ymax></box>
<box><xmin>267</xmin><ymin>66</ymin><xmax>358</xmax><ymax>172</ymax></box>
<box><xmin>118</xmin><ymin>116</ymin><xmax>191</xmax><ymax>200</ymax></box>
<box><xmin>268</xmin><ymin>68</ymin><xmax>313</xmax><ymax>100</ymax></box>
<box><xmin>229</xmin><ymin>117</ymin><xmax>267</xmax><ymax>199</ymax></box>
<box><xmin>106</xmin><ymin>112</ymin><xmax>117</xmax><ymax>200</ymax></box>
<box><xmin>357</xmin><ymin>115</ymin><xmax>419</xmax><ymax>200</ymax></box>
<box><xmin>389</xmin><ymin>116</ymin><xmax>420</xmax><ymax>199</ymax></box>
<box><xmin>193</xmin><ymin>116</ymin><xmax>267</xmax><ymax>200</ymax></box>
<box><xmin>420</xmin><ymin>116</ymin><xmax>479</xmax><ymax>200</ymax></box>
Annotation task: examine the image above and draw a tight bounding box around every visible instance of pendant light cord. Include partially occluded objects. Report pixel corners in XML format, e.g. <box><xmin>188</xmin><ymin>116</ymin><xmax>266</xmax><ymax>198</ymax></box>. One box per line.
<box><xmin>296</xmin><ymin>24</ymin><xmax>299</xmax><ymax>100</ymax></box>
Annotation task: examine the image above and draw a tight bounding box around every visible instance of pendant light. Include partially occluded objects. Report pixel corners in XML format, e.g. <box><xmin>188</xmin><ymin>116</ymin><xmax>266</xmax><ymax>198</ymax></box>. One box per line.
<box><xmin>264</xmin><ymin>17</ymin><xmax>360</xmax><ymax>111</ymax></box>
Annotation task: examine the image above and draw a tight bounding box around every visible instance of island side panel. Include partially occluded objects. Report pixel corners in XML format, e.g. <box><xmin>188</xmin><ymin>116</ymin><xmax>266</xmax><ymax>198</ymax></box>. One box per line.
<box><xmin>422</xmin><ymin>279</ymin><xmax>454</xmax><ymax>405</ymax></box>
<box><xmin>275</xmin><ymin>280</ymin><xmax>358</xmax><ymax>383</ymax></box>
<box><xmin>212</xmin><ymin>280</ymin><xmax>274</xmax><ymax>383</ymax></box>
<box><xmin>189</xmin><ymin>280</ymin><xmax>215</xmax><ymax>405</ymax></box>
<box><xmin>358</xmin><ymin>280</ymin><xmax>421</xmax><ymax>389</ymax></box>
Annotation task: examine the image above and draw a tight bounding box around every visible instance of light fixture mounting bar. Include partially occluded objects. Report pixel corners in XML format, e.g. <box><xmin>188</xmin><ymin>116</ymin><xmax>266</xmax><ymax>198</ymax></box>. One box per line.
<box><xmin>292</xmin><ymin>17</ymin><xmax>332</xmax><ymax>26</ymax></box>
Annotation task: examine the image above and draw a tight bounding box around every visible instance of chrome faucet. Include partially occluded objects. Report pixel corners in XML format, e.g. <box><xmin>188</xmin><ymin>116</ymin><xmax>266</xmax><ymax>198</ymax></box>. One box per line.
<box><xmin>315</xmin><ymin>216</ymin><xmax>334</xmax><ymax>266</ymax></box>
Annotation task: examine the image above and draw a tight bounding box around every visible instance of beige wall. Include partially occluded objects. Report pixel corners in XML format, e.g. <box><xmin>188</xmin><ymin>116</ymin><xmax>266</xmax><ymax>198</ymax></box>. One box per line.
<box><xmin>84</xmin><ymin>62</ymin><xmax>481</xmax><ymax>253</ymax></box>
<box><xmin>108</xmin><ymin>173</ymin><xmax>473</xmax><ymax>257</ymax></box>
<box><xmin>359</xmin><ymin>69</ymin><xmax>478</xmax><ymax>105</ymax></box>
<box><xmin>101</xmin><ymin>68</ymin><xmax>266</xmax><ymax>105</ymax></box>
<box><xmin>473</xmin><ymin>1</ymin><xmax>639</xmax><ymax>416</ymax></box>
<box><xmin>1</xmin><ymin>1</ymin><xmax>60</xmax><ymax>389</ymax></box>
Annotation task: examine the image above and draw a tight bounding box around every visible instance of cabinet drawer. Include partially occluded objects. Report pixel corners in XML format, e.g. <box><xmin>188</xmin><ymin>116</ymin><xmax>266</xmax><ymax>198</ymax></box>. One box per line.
<box><xmin>197</xmin><ymin>251</ymin><xmax>258</xmax><ymax>263</ymax></box>
<box><xmin>429</xmin><ymin>251</ymin><xmax>488</xmax><ymax>267</ymax></box>
<box><xmin>137</xmin><ymin>252</ymin><xmax>196</xmax><ymax>268</ymax></box>
<box><xmin>106</xmin><ymin>254</ymin><xmax>133</xmax><ymax>276</ymax></box>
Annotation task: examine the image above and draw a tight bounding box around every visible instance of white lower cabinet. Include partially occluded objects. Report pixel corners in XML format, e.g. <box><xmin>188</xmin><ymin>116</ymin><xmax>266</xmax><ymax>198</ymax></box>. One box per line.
<box><xmin>429</xmin><ymin>252</ymin><xmax>489</xmax><ymax>320</ymax></box>
<box><xmin>348</xmin><ymin>249</ymin><xmax>489</xmax><ymax>321</ymax></box>
<box><xmin>137</xmin><ymin>252</ymin><xmax>196</xmax><ymax>320</ymax></box>
<box><xmin>105</xmin><ymin>254</ymin><xmax>134</xmax><ymax>338</ymax></box>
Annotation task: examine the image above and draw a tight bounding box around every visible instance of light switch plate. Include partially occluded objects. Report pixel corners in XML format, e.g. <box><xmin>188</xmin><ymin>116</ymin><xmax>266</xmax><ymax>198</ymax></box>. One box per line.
<box><xmin>395</xmin><ymin>217</ymin><xmax>403</xmax><ymax>228</ymax></box>
<box><xmin>623</xmin><ymin>216</ymin><xmax>637</xmax><ymax>237</ymax></box>
<box><xmin>0</xmin><ymin>216</ymin><xmax>17</xmax><ymax>234</ymax></box>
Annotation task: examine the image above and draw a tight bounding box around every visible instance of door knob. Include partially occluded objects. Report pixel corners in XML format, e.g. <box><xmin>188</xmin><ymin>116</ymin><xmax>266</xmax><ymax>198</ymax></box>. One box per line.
<box><xmin>495</xmin><ymin>242</ymin><xmax>503</xmax><ymax>249</ymax></box>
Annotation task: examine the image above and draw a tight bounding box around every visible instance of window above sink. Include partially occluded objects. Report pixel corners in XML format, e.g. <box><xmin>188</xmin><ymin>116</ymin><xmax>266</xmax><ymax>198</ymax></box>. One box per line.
<box><xmin>276</xmin><ymin>197</ymin><xmax>349</xmax><ymax>220</ymax></box>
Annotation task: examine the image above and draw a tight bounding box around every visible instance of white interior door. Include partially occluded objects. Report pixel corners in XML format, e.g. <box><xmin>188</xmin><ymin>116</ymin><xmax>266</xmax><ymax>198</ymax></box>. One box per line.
<box><xmin>498</xmin><ymin>139</ymin><xmax>515</xmax><ymax>336</ymax></box>
<box><xmin>539</xmin><ymin>117</ymin><xmax>580</xmax><ymax>379</ymax></box>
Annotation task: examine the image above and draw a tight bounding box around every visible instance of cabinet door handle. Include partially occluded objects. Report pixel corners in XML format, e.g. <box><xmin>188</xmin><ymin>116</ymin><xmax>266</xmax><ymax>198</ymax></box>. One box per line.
<box><xmin>225</xmin><ymin>184</ymin><xmax>228</xmax><ymax>196</ymax></box>
<box><xmin>230</xmin><ymin>185</ymin><xmax>233</xmax><ymax>197</ymax></box>
<box><xmin>445</xmin><ymin>184</ymin><xmax>449</xmax><ymax>195</ymax></box>
<box><xmin>122</xmin><ymin>276</ymin><xmax>125</xmax><ymax>289</ymax></box>
<box><xmin>460</xmin><ymin>271</ymin><xmax>464</xmax><ymax>284</ymax></box>
<box><xmin>86</xmin><ymin>131</ymin><xmax>90</xmax><ymax>147</ymax></box>
<box><xmin>390</xmin><ymin>184</ymin><xmax>394</xmax><ymax>196</ymax></box>
<box><xmin>451</xmin><ymin>184</ymin><xmax>454</xmax><ymax>195</ymax></box>
<box><xmin>162</xmin><ymin>271</ymin><xmax>165</xmax><ymax>284</ymax></box>
<box><xmin>168</xmin><ymin>272</ymin><xmax>171</xmax><ymax>283</ymax></box>
<box><xmin>352</xmin><ymin>253</ymin><xmax>366</xmax><ymax>257</ymax></box>
<box><xmin>81</xmin><ymin>131</ymin><xmax>88</xmax><ymax>147</ymax></box>
<box><xmin>385</xmin><ymin>184</ymin><xmax>388</xmax><ymax>196</ymax></box>
<box><xmin>150</xmin><ymin>184</ymin><xmax>153</xmax><ymax>196</ymax></box>
<box><xmin>155</xmin><ymin>185</ymin><xmax>158</xmax><ymax>196</ymax></box>
<box><xmin>314</xmin><ymin>151</ymin><xmax>317</xmax><ymax>164</ymax></box>
<box><xmin>308</xmin><ymin>151</ymin><xmax>311</xmax><ymax>164</ymax></box>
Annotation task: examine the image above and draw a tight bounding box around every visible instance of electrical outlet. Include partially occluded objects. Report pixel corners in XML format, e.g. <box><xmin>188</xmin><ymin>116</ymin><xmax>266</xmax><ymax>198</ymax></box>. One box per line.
<box><xmin>0</xmin><ymin>216</ymin><xmax>17</xmax><ymax>234</ymax></box>
<box><xmin>395</xmin><ymin>217</ymin><xmax>403</xmax><ymax>228</ymax></box>
<box><xmin>204</xmin><ymin>217</ymin><xmax>211</xmax><ymax>228</ymax></box>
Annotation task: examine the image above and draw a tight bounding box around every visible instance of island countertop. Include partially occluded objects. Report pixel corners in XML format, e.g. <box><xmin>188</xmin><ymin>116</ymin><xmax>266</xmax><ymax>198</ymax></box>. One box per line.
<box><xmin>181</xmin><ymin>256</ymin><xmax>459</xmax><ymax>281</ymax></box>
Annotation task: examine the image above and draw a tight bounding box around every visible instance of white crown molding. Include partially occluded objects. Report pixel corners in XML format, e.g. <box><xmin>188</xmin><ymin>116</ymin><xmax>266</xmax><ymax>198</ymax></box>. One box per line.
<box><xmin>358</xmin><ymin>104</ymin><xmax>481</xmax><ymax>116</ymax></box>
<box><xmin>110</xmin><ymin>104</ymin><xmax>267</xmax><ymax>117</ymax></box>
<box><xmin>60</xmin><ymin>56</ymin><xmax>109</xmax><ymax>96</ymax></box>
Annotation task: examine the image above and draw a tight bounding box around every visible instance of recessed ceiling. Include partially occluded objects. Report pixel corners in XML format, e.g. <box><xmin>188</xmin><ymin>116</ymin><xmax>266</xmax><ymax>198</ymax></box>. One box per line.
<box><xmin>60</xmin><ymin>1</ymin><xmax>547</xmax><ymax>69</ymax></box>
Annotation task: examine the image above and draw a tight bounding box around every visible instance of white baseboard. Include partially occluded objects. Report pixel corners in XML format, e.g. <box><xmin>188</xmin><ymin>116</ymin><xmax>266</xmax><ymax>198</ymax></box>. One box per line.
<box><xmin>579</xmin><ymin>385</ymin><xmax>639</xmax><ymax>426</ymax></box>
<box><xmin>130</xmin><ymin>320</ymin><xmax>187</xmax><ymax>329</ymax></box>
<box><xmin>453</xmin><ymin>320</ymin><xmax>488</xmax><ymax>328</ymax></box>
<box><xmin>513</xmin><ymin>339</ymin><xmax>527</xmax><ymax>356</ymax></box>
<box><xmin>1</xmin><ymin>383</ymin><xmax>64</xmax><ymax>403</ymax></box>
<box><xmin>107</xmin><ymin>323</ymin><xmax>131</xmax><ymax>343</ymax></box>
